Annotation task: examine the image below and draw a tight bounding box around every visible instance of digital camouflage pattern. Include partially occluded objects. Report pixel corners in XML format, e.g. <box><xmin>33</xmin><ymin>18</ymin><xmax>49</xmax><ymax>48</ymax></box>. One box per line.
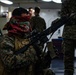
<box><xmin>61</xmin><ymin>0</ymin><xmax>76</xmax><ymax>75</ymax></box>
<box><xmin>0</xmin><ymin>34</ymin><xmax>37</xmax><ymax>75</ymax></box>
<box><xmin>61</xmin><ymin>0</ymin><xmax>76</xmax><ymax>39</ymax></box>
<box><xmin>62</xmin><ymin>39</ymin><xmax>76</xmax><ymax>75</ymax></box>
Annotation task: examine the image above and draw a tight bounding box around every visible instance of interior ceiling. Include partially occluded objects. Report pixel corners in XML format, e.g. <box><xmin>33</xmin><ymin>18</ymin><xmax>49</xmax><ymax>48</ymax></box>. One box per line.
<box><xmin>1</xmin><ymin>0</ymin><xmax>62</xmax><ymax>9</ymax></box>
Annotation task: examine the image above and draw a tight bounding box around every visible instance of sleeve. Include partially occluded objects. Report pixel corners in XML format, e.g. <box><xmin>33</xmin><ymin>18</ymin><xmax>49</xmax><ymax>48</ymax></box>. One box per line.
<box><xmin>61</xmin><ymin>0</ymin><xmax>71</xmax><ymax>17</ymax></box>
<box><xmin>0</xmin><ymin>36</ymin><xmax>36</xmax><ymax>70</ymax></box>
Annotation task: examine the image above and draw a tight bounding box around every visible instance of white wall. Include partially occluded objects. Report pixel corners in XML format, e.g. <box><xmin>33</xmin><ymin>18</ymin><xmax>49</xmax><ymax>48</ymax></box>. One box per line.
<box><xmin>40</xmin><ymin>9</ymin><xmax>64</xmax><ymax>41</ymax></box>
<box><xmin>0</xmin><ymin>17</ymin><xmax>7</xmax><ymax>34</ymax></box>
<box><xmin>0</xmin><ymin>6</ymin><xmax>8</xmax><ymax>34</ymax></box>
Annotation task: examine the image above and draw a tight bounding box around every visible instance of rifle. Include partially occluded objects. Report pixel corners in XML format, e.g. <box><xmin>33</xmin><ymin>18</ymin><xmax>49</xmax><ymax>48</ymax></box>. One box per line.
<box><xmin>14</xmin><ymin>13</ymin><xmax>75</xmax><ymax>55</ymax></box>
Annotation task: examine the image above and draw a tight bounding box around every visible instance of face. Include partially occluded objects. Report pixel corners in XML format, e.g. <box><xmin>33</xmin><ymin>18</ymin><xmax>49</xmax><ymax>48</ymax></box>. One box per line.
<box><xmin>29</xmin><ymin>9</ymin><xmax>35</xmax><ymax>16</ymax></box>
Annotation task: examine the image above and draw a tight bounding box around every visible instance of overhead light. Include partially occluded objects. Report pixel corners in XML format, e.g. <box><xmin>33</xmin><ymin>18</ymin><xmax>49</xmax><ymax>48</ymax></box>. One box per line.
<box><xmin>0</xmin><ymin>0</ymin><xmax>13</xmax><ymax>5</ymax></box>
<box><xmin>53</xmin><ymin>0</ymin><xmax>62</xmax><ymax>3</ymax></box>
<box><xmin>42</xmin><ymin>0</ymin><xmax>62</xmax><ymax>3</ymax></box>
<box><xmin>42</xmin><ymin>0</ymin><xmax>51</xmax><ymax>2</ymax></box>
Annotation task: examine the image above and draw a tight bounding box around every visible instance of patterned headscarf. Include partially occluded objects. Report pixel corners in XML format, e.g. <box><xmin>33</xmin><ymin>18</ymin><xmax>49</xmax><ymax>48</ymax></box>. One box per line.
<box><xmin>3</xmin><ymin>16</ymin><xmax>32</xmax><ymax>36</ymax></box>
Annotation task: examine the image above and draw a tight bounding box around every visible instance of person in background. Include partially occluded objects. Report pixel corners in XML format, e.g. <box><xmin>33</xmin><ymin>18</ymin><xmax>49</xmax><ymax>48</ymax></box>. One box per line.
<box><xmin>28</xmin><ymin>7</ymin><xmax>35</xmax><ymax>18</ymax></box>
<box><xmin>61</xmin><ymin>0</ymin><xmax>76</xmax><ymax>75</ymax></box>
<box><xmin>0</xmin><ymin>7</ymin><xmax>37</xmax><ymax>75</ymax></box>
<box><xmin>30</xmin><ymin>6</ymin><xmax>46</xmax><ymax>32</ymax></box>
<box><xmin>30</xmin><ymin>6</ymin><xmax>55</xmax><ymax>75</ymax></box>
<box><xmin>30</xmin><ymin>6</ymin><xmax>46</xmax><ymax>53</ymax></box>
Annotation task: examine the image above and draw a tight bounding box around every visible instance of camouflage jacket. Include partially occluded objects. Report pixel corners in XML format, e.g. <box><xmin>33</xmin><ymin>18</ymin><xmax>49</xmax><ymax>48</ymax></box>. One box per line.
<box><xmin>0</xmin><ymin>34</ymin><xmax>37</xmax><ymax>75</ymax></box>
<box><xmin>0</xmin><ymin>34</ymin><xmax>55</xmax><ymax>75</ymax></box>
<box><xmin>61</xmin><ymin>0</ymin><xmax>76</xmax><ymax>39</ymax></box>
<box><xmin>30</xmin><ymin>15</ymin><xmax>46</xmax><ymax>32</ymax></box>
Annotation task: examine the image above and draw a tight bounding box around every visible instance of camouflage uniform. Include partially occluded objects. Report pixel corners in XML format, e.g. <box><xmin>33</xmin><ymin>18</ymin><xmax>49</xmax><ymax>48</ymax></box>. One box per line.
<box><xmin>0</xmin><ymin>34</ymin><xmax>37</xmax><ymax>75</ymax></box>
<box><xmin>61</xmin><ymin>0</ymin><xmax>76</xmax><ymax>75</ymax></box>
<box><xmin>0</xmin><ymin>34</ymin><xmax>55</xmax><ymax>75</ymax></box>
<box><xmin>0</xmin><ymin>22</ymin><xmax>54</xmax><ymax>75</ymax></box>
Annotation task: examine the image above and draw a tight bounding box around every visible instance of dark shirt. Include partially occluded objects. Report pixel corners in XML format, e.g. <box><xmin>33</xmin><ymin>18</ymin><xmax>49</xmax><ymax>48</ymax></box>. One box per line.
<box><xmin>30</xmin><ymin>15</ymin><xmax>46</xmax><ymax>32</ymax></box>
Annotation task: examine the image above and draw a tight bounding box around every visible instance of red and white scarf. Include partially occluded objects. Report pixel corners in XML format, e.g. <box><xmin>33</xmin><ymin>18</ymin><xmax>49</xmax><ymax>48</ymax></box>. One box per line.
<box><xmin>3</xmin><ymin>16</ymin><xmax>32</xmax><ymax>36</ymax></box>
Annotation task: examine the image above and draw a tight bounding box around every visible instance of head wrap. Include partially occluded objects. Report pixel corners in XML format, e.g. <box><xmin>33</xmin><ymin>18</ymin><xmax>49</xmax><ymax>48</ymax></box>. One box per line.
<box><xmin>3</xmin><ymin>7</ymin><xmax>32</xmax><ymax>37</ymax></box>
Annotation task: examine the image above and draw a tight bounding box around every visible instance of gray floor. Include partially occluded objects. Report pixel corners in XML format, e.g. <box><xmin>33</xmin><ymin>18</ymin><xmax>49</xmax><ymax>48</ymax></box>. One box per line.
<box><xmin>50</xmin><ymin>58</ymin><xmax>76</xmax><ymax>75</ymax></box>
